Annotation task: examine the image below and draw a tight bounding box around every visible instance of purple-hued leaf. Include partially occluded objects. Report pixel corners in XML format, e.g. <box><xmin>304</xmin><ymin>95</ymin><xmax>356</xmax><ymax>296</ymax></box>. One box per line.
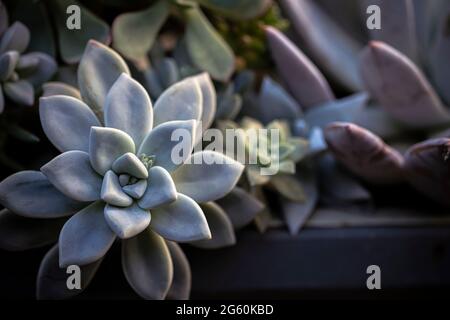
<box><xmin>360</xmin><ymin>41</ymin><xmax>450</xmax><ymax>127</ymax></box>
<box><xmin>265</xmin><ymin>26</ymin><xmax>335</xmax><ymax>109</ymax></box>
<box><xmin>324</xmin><ymin>122</ymin><xmax>404</xmax><ymax>184</ymax></box>
<box><xmin>404</xmin><ymin>138</ymin><xmax>450</xmax><ymax>207</ymax></box>
<box><xmin>42</xmin><ymin>82</ymin><xmax>81</xmax><ymax>99</ymax></box>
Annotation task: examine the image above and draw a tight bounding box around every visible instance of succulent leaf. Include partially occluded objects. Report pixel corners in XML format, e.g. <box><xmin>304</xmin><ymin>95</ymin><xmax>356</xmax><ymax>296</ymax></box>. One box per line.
<box><xmin>0</xmin><ymin>50</ymin><xmax>19</xmax><ymax>81</ymax></box>
<box><xmin>0</xmin><ymin>0</ymin><xmax>8</xmax><ymax>35</ymax></box>
<box><xmin>112</xmin><ymin>152</ymin><xmax>148</xmax><ymax>179</ymax></box>
<box><xmin>190</xmin><ymin>72</ymin><xmax>216</xmax><ymax>133</ymax></box>
<box><xmin>19</xmin><ymin>52</ymin><xmax>57</xmax><ymax>87</ymax></box>
<box><xmin>104</xmin><ymin>203</ymin><xmax>151</xmax><ymax>239</ymax></box>
<box><xmin>0</xmin><ymin>21</ymin><xmax>30</xmax><ymax>54</ymax></box>
<box><xmin>196</xmin><ymin>0</ymin><xmax>271</xmax><ymax>20</ymax></box>
<box><xmin>138</xmin><ymin>166</ymin><xmax>177</xmax><ymax>210</ymax></box>
<box><xmin>42</xmin><ymin>82</ymin><xmax>81</xmax><ymax>99</ymax></box>
<box><xmin>3</xmin><ymin>80</ymin><xmax>34</xmax><ymax>106</ymax></box>
<box><xmin>165</xmin><ymin>241</ymin><xmax>191</xmax><ymax>300</ymax></box>
<box><xmin>101</xmin><ymin>170</ymin><xmax>133</xmax><ymax>207</ymax></box>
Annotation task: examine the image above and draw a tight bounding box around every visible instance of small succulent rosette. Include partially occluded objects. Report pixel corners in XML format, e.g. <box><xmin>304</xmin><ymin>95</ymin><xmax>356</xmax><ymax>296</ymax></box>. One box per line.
<box><xmin>0</xmin><ymin>40</ymin><xmax>244</xmax><ymax>300</ymax></box>
<box><xmin>0</xmin><ymin>1</ymin><xmax>56</xmax><ymax>113</ymax></box>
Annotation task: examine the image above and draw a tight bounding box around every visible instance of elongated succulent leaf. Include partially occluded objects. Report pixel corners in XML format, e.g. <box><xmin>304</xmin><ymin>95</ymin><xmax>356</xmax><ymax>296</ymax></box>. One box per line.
<box><xmin>0</xmin><ymin>51</ymin><xmax>19</xmax><ymax>81</ymax></box>
<box><xmin>139</xmin><ymin>166</ymin><xmax>177</xmax><ymax>210</ymax></box>
<box><xmin>59</xmin><ymin>201</ymin><xmax>115</xmax><ymax>267</ymax></box>
<box><xmin>171</xmin><ymin>151</ymin><xmax>244</xmax><ymax>202</ymax></box>
<box><xmin>196</xmin><ymin>0</ymin><xmax>270</xmax><ymax>20</ymax></box>
<box><xmin>122</xmin><ymin>228</ymin><xmax>173</xmax><ymax>300</ymax></box>
<box><xmin>190</xmin><ymin>202</ymin><xmax>235</xmax><ymax>249</ymax></box>
<box><xmin>41</xmin><ymin>151</ymin><xmax>103</xmax><ymax>202</ymax></box>
<box><xmin>104</xmin><ymin>203</ymin><xmax>151</xmax><ymax>239</ymax></box>
<box><xmin>0</xmin><ymin>171</ymin><xmax>84</xmax><ymax>218</ymax></box>
<box><xmin>19</xmin><ymin>53</ymin><xmax>57</xmax><ymax>87</ymax></box>
<box><xmin>270</xmin><ymin>174</ymin><xmax>305</xmax><ymax>202</ymax></box>
<box><xmin>42</xmin><ymin>82</ymin><xmax>81</xmax><ymax>99</ymax></box>
<box><xmin>165</xmin><ymin>241</ymin><xmax>191</xmax><ymax>300</ymax></box>
<box><xmin>37</xmin><ymin>244</ymin><xmax>102</xmax><ymax>300</ymax></box>
<box><xmin>190</xmin><ymin>73</ymin><xmax>216</xmax><ymax>133</ymax></box>
<box><xmin>112</xmin><ymin>0</ymin><xmax>170</xmax><ymax>62</ymax></box>
<box><xmin>151</xmin><ymin>193</ymin><xmax>211</xmax><ymax>242</ymax></box>
<box><xmin>360</xmin><ymin>41</ymin><xmax>450</xmax><ymax>127</ymax></box>
<box><xmin>0</xmin><ymin>21</ymin><xmax>30</xmax><ymax>54</ymax></box>
<box><xmin>324</xmin><ymin>122</ymin><xmax>404</xmax><ymax>184</ymax></box>
<box><xmin>184</xmin><ymin>7</ymin><xmax>234</xmax><ymax>82</ymax></box>
<box><xmin>3</xmin><ymin>80</ymin><xmax>34</xmax><ymax>106</ymax></box>
<box><xmin>40</xmin><ymin>95</ymin><xmax>101</xmax><ymax>152</ymax></box>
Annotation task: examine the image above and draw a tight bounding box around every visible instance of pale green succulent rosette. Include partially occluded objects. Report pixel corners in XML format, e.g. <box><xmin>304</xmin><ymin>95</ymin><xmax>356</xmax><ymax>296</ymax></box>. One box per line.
<box><xmin>0</xmin><ymin>40</ymin><xmax>244</xmax><ymax>300</ymax></box>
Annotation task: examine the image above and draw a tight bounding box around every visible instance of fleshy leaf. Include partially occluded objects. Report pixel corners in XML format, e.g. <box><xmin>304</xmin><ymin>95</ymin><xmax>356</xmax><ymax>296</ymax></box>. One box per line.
<box><xmin>184</xmin><ymin>7</ymin><xmax>234</xmax><ymax>82</ymax></box>
<box><xmin>104</xmin><ymin>203</ymin><xmax>151</xmax><ymax>239</ymax></box>
<box><xmin>0</xmin><ymin>171</ymin><xmax>84</xmax><ymax>218</ymax></box>
<box><xmin>37</xmin><ymin>244</ymin><xmax>102</xmax><ymax>300</ymax></box>
<box><xmin>165</xmin><ymin>241</ymin><xmax>191</xmax><ymax>300</ymax></box>
<box><xmin>101</xmin><ymin>170</ymin><xmax>133</xmax><ymax>207</ymax></box>
<box><xmin>78</xmin><ymin>40</ymin><xmax>130</xmax><ymax>120</ymax></box>
<box><xmin>360</xmin><ymin>41</ymin><xmax>450</xmax><ymax>127</ymax></box>
<box><xmin>3</xmin><ymin>80</ymin><xmax>34</xmax><ymax>106</ymax></box>
<box><xmin>265</xmin><ymin>26</ymin><xmax>335</xmax><ymax>109</ymax></box>
<box><xmin>324</xmin><ymin>122</ymin><xmax>404</xmax><ymax>184</ymax></box>
<box><xmin>122</xmin><ymin>228</ymin><xmax>173</xmax><ymax>300</ymax></box>
<box><xmin>190</xmin><ymin>202</ymin><xmax>235</xmax><ymax>249</ymax></box>
<box><xmin>138</xmin><ymin>120</ymin><xmax>196</xmax><ymax>172</ymax></box>
<box><xmin>151</xmin><ymin>193</ymin><xmax>211</xmax><ymax>242</ymax></box>
<box><xmin>0</xmin><ymin>51</ymin><xmax>19</xmax><ymax>81</ymax></box>
<box><xmin>123</xmin><ymin>180</ymin><xmax>147</xmax><ymax>199</ymax></box>
<box><xmin>0</xmin><ymin>21</ymin><xmax>30</xmax><ymax>54</ymax></box>
<box><xmin>404</xmin><ymin>138</ymin><xmax>450</xmax><ymax>207</ymax></box>
<box><xmin>42</xmin><ymin>82</ymin><xmax>81</xmax><ymax>99</ymax></box>
<box><xmin>171</xmin><ymin>151</ymin><xmax>244</xmax><ymax>202</ymax></box>
<box><xmin>41</xmin><ymin>150</ymin><xmax>103</xmax><ymax>202</ymax></box>
<box><xmin>59</xmin><ymin>201</ymin><xmax>115</xmax><ymax>267</ymax></box>
<box><xmin>112</xmin><ymin>152</ymin><xmax>148</xmax><ymax>179</ymax></box>
<box><xmin>196</xmin><ymin>0</ymin><xmax>270</xmax><ymax>20</ymax></box>
<box><xmin>112</xmin><ymin>0</ymin><xmax>170</xmax><ymax>62</ymax></box>
<box><xmin>138</xmin><ymin>166</ymin><xmax>177</xmax><ymax>210</ymax></box>
<box><xmin>153</xmin><ymin>78</ymin><xmax>202</xmax><ymax>127</ymax></box>
<box><xmin>0</xmin><ymin>209</ymin><xmax>66</xmax><ymax>251</ymax></box>
<box><xmin>40</xmin><ymin>95</ymin><xmax>101</xmax><ymax>152</ymax></box>
<box><xmin>89</xmin><ymin>127</ymin><xmax>135</xmax><ymax>175</ymax></box>
<box><xmin>270</xmin><ymin>174</ymin><xmax>306</xmax><ymax>202</ymax></box>
<box><xmin>190</xmin><ymin>72</ymin><xmax>216</xmax><ymax>133</ymax></box>
<box><xmin>105</xmin><ymin>73</ymin><xmax>153</xmax><ymax>147</ymax></box>
<box><xmin>19</xmin><ymin>53</ymin><xmax>57</xmax><ymax>87</ymax></box>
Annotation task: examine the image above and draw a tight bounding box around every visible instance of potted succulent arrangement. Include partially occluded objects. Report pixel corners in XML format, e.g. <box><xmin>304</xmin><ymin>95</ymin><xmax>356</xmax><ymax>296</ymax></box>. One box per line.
<box><xmin>1</xmin><ymin>0</ymin><xmax>450</xmax><ymax>300</ymax></box>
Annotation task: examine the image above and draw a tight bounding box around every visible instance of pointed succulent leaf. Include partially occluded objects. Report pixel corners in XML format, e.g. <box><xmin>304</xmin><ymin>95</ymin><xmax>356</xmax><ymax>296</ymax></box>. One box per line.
<box><xmin>265</xmin><ymin>26</ymin><xmax>335</xmax><ymax>109</ymax></box>
<box><xmin>270</xmin><ymin>174</ymin><xmax>306</xmax><ymax>202</ymax></box>
<box><xmin>360</xmin><ymin>41</ymin><xmax>450</xmax><ymax>127</ymax></box>
<box><xmin>190</xmin><ymin>72</ymin><xmax>216</xmax><ymax>133</ymax></box>
<box><xmin>191</xmin><ymin>202</ymin><xmax>235</xmax><ymax>249</ymax></box>
<box><xmin>184</xmin><ymin>7</ymin><xmax>234</xmax><ymax>82</ymax></box>
<box><xmin>138</xmin><ymin>120</ymin><xmax>196</xmax><ymax>172</ymax></box>
<box><xmin>215</xmin><ymin>187</ymin><xmax>264</xmax><ymax>229</ymax></box>
<box><xmin>151</xmin><ymin>193</ymin><xmax>211</xmax><ymax>242</ymax></box>
<box><xmin>123</xmin><ymin>180</ymin><xmax>147</xmax><ymax>199</ymax></box>
<box><xmin>324</xmin><ymin>122</ymin><xmax>404</xmax><ymax>184</ymax></box>
<box><xmin>304</xmin><ymin>93</ymin><xmax>369</xmax><ymax>128</ymax></box>
<box><xmin>0</xmin><ymin>209</ymin><xmax>66</xmax><ymax>251</ymax></box>
<box><xmin>165</xmin><ymin>241</ymin><xmax>191</xmax><ymax>300</ymax></box>
<box><xmin>42</xmin><ymin>82</ymin><xmax>81</xmax><ymax>99</ymax></box>
<box><xmin>78</xmin><ymin>40</ymin><xmax>130</xmax><ymax>119</ymax></box>
<box><xmin>404</xmin><ymin>138</ymin><xmax>450</xmax><ymax>207</ymax></box>
<box><xmin>196</xmin><ymin>0</ymin><xmax>270</xmax><ymax>20</ymax></box>
<box><xmin>59</xmin><ymin>201</ymin><xmax>115</xmax><ymax>268</ymax></box>
<box><xmin>3</xmin><ymin>80</ymin><xmax>34</xmax><ymax>106</ymax></box>
<box><xmin>41</xmin><ymin>151</ymin><xmax>103</xmax><ymax>202</ymax></box>
<box><xmin>89</xmin><ymin>127</ymin><xmax>135</xmax><ymax>175</ymax></box>
<box><xmin>122</xmin><ymin>228</ymin><xmax>173</xmax><ymax>300</ymax></box>
<box><xmin>119</xmin><ymin>174</ymin><xmax>130</xmax><ymax>186</ymax></box>
<box><xmin>101</xmin><ymin>170</ymin><xmax>133</xmax><ymax>207</ymax></box>
<box><xmin>0</xmin><ymin>21</ymin><xmax>30</xmax><ymax>54</ymax></box>
<box><xmin>49</xmin><ymin>0</ymin><xmax>110</xmax><ymax>64</ymax></box>
<box><xmin>104</xmin><ymin>203</ymin><xmax>151</xmax><ymax>239</ymax></box>
<box><xmin>105</xmin><ymin>73</ymin><xmax>153</xmax><ymax>147</ymax></box>
<box><xmin>139</xmin><ymin>166</ymin><xmax>177</xmax><ymax>209</ymax></box>
<box><xmin>40</xmin><ymin>96</ymin><xmax>101</xmax><ymax>152</ymax></box>
<box><xmin>171</xmin><ymin>151</ymin><xmax>244</xmax><ymax>202</ymax></box>
<box><xmin>153</xmin><ymin>78</ymin><xmax>202</xmax><ymax>127</ymax></box>
<box><xmin>37</xmin><ymin>244</ymin><xmax>102</xmax><ymax>300</ymax></box>
<box><xmin>112</xmin><ymin>153</ymin><xmax>148</xmax><ymax>179</ymax></box>
<box><xmin>19</xmin><ymin>53</ymin><xmax>57</xmax><ymax>87</ymax></box>
<box><xmin>0</xmin><ymin>51</ymin><xmax>19</xmax><ymax>81</ymax></box>
<box><xmin>0</xmin><ymin>171</ymin><xmax>84</xmax><ymax>218</ymax></box>
<box><xmin>280</xmin><ymin>0</ymin><xmax>362</xmax><ymax>91</ymax></box>
<box><xmin>112</xmin><ymin>0</ymin><xmax>170</xmax><ymax>62</ymax></box>
<box><xmin>352</xmin><ymin>105</ymin><xmax>404</xmax><ymax>140</ymax></box>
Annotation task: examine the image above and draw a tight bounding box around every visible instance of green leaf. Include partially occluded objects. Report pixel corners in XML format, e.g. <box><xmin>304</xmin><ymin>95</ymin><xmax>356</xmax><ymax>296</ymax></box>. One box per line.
<box><xmin>196</xmin><ymin>0</ymin><xmax>270</xmax><ymax>20</ymax></box>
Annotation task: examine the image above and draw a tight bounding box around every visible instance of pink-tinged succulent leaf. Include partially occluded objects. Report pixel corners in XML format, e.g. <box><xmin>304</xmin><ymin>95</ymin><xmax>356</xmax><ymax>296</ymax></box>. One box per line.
<box><xmin>324</xmin><ymin>122</ymin><xmax>404</xmax><ymax>184</ymax></box>
<box><xmin>42</xmin><ymin>82</ymin><xmax>81</xmax><ymax>99</ymax></box>
<box><xmin>215</xmin><ymin>186</ymin><xmax>264</xmax><ymax>229</ymax></box>
<box><xmin>171</xmin><ymin>151</ymin><xmax>244</xmax><ymax>203</ymax></box>
<box><xmin>41</xmin><ymin>151</ymin><xmax>103</xmax><ymax>202</ymax></box>
<box><xmin>190</xmin><ymin>202</ymin><xmax>236</xmax><ymax>249</ymax></box>
<box><xmin>78</xmin><ymin>40</ymin><xmax>129</xmax><ymax>120</ymax></box>
<box><xmin>364</xmin><ymin>0</ymin><xmax>418</xmax><ymax>62</ymax></box>
<box><xmin>150</xmin><ymin>193</ymin><xmax>211</xmax><ymax>242</ymax></box>
<box><xmin>265</xmin><ymin>26</ymin><xmax>335</xmax><ymax>109</ymax></box>
<box><xmin>36</xmin><ymin>244</ymin><xmax>102</xmax><ymax>300</ymax></box>
<box><xmin>281</xmin><ymin>0</ymin><xmax>363</xmax><ymax>91</ymax></box>
<box><xmin>3</xmin><ymin>80</ymin><xmax>34</xmax><ymax>106</ymax></box>
<box><xmin>165</xmin><ymin>241</ymin><xmax>191</xmax><ymax>300</ymax></box>
<box><xmin>59</xmin><ymin>201</ymin><xmax>115</xmax><ymax>268</ymax></box>
<box><xmin>360</xmin><ymin>41</ymin><xmax>450</xmax><ymax>127</ymax></box>
<box><xmin>122</xmin><ymin>228</ymin><xmax>173</xmax><ymax>300</ymax></box>
<box><xmin>403</xmin><ymin>138</ymin><xmax>450</xmax><ymax>207</ymax></box>
<box><xmin>40</xmin><ymin>96</ymin><xmax>101</xmax><ymax>152</ymax></box>
<box><xmin>352</xmin><ymin>105</ymin><xmax>404</xmax><ymax>140</ymax></box>
<box><xmin>0</xmin><ymin>171</ymin><xmax>85</xmax><ymax>218</ymax></box>
<box><xmin>0</xmin><ymin>209</ymin><xmax>66</xmax><ymax>251</ymax></box>
<box><xmin>0</xmin><ymin>21</ymin><xmax>30</xmax><ymax>54</ymax></box>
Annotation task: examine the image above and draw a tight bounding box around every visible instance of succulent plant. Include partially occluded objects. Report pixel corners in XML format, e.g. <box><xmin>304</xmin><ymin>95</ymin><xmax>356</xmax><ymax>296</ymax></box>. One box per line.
<box><xmin>0</xmin><ymin>40</ymin><xmax>245</xmax><ymax>299</ymax></box>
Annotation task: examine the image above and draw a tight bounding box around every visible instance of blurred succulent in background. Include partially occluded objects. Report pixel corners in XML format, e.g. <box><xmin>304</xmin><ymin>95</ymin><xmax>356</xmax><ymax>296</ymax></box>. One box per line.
<box><xmin>0</xmin><ymin>41</ymin><xmax>244</xmax><ymax>299</ymax></box>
